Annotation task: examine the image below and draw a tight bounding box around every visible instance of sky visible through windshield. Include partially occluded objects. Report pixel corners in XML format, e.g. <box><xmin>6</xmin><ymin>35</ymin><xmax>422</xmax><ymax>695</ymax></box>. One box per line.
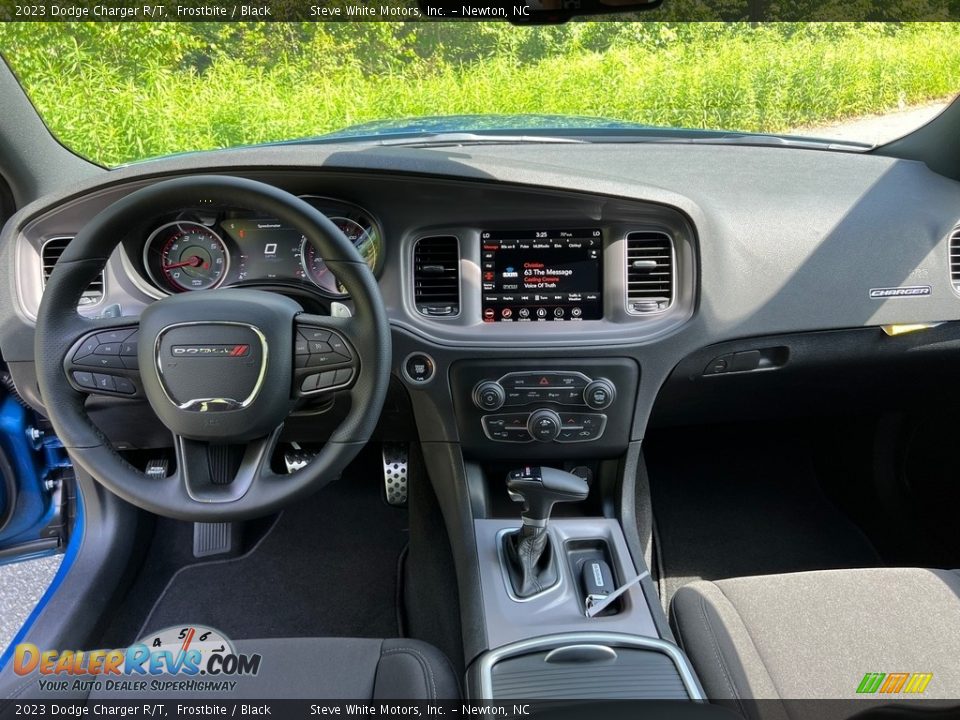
<box><xmin>1</xmin><ymin>22</ymin><xmax>958</xmax><ymax>165</ymax></box>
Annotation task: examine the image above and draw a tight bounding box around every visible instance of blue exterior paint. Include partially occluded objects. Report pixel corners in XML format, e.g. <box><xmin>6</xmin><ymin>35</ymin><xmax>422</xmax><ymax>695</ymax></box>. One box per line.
<box><xmin>0</xmin><ymin>482</ymin><xmax>84</xmax><ymax>671</ymax></box>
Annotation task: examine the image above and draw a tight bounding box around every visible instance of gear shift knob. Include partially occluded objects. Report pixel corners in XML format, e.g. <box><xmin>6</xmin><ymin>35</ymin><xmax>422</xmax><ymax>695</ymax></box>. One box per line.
<box><xmin>506</xmin><ymin>466</ymin><xmax>589</xmax><ymax>528</ymax></box>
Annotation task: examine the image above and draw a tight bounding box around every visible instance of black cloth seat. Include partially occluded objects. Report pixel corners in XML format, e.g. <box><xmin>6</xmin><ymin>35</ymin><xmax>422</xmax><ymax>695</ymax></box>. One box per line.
<box><xmin>671</xmin><ymin>567</ymin><xmax>960</xmax><ymax>713</ymax></box>
<box><xmin>3</xmin><ymin>638</ymin><xmax>460</xmax><ymax>700</ymax></box>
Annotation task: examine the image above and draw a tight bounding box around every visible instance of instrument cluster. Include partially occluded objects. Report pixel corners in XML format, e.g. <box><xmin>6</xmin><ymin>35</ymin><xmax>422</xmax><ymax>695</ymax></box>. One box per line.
<box><xmin>137</xmin><ymin>196</ymin><xmax>383</xmax><ymax>297</ymax></box>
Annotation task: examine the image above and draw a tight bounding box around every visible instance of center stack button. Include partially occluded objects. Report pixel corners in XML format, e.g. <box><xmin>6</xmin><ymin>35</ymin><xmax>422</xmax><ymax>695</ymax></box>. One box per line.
<box><xmin>473</xmin><ymin>380</ymin><xmax>506</xmax><ymax>411</ymax></box>
<box><xmin>527</xmin><ymin>408</ymin><xmax>562</xmax><ymax>442</ymax></box>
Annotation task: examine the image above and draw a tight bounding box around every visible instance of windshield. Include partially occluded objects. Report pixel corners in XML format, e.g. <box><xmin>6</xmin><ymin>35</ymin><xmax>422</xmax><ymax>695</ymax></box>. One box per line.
<box><xmin>1</xmin><ymin>22</ymin><xmax>958</xmax><ymax>166</ymax></box>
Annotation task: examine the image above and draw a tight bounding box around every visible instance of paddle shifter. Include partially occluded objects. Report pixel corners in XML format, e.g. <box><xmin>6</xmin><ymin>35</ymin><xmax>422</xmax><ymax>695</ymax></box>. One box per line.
<box><xmin>503</xmin><ymin>466</ymin><xmax>589</xmax><ymax>598</ymax></box>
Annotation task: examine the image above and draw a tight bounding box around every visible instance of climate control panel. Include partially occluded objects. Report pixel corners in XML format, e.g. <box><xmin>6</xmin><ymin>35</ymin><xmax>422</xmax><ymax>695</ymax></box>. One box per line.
<box><xmin>482</xmin><ymin>410</ymin><xmax>607</xmax><ymax>443</ymax></box>
<box><xmin>451</xmin><ymin>359</ymin><xmax>638</xmax><ymax>458</ymax></box>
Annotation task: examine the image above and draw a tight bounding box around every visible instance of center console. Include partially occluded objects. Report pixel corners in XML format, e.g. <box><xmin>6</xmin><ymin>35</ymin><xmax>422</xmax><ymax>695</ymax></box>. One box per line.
<box><xmin>465</xmin><ymin>464</ymin><xmax>703</xmax><ymax>701</ymax></box>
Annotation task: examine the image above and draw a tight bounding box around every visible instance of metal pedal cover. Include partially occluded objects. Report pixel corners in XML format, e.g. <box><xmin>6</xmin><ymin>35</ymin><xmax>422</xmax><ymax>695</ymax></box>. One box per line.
<box><xmin>193</xmin><ymin>522</ymin><xmax>235</xmax><ymax>558</ymax></box>
<box><xmin>382</xmin><ymin>443</ymin><xmax>409</xmax><ymax>507</ymax></box>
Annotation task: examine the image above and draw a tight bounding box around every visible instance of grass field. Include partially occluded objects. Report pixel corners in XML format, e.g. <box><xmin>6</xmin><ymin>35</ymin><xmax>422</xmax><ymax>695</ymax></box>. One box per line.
<box><xmin>1</xmin><ymin>23</ymin><xmax>959</xmax><ymax>165</ymax></box>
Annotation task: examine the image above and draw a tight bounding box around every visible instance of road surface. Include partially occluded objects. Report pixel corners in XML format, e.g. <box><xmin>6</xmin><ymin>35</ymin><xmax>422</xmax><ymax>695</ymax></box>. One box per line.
<box><xmin>789</xmin><ymin>99</ymin><xmax>950</xmax><ymax>145</ymax></box>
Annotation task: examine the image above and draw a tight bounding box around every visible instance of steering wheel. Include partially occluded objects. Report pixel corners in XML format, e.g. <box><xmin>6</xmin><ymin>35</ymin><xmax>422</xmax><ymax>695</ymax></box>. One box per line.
<box><xmin>34</xmin><ymin>176</ymin><xmax>391</xmax><ymax>521</ymax></box>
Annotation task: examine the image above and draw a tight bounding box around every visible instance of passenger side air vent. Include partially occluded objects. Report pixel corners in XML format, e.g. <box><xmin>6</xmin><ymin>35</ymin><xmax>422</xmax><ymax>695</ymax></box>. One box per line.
<box><xmin>42</xmin><ymin>236</ymin><xmax>104</xmax><ymax>306</ymax></box>
<box><xmin>625</xmin><ymin>231</ymin><xmax>674</xmax><ymax>314</ymax></box>
<box><xmin>950</xmin><ymin>226</ymin><xmax>960</xmax><ymax>293</ymax></box>
<box><xmin>413</xmin><ymin>235</ymin><xmax>460</xmax><ymax>317</ymax></box>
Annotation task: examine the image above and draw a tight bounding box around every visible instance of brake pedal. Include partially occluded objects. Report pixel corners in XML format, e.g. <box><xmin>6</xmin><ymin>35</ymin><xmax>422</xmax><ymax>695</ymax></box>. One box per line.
<box><xmin>382</xmin><ymin>443</ymin><xmax>409</xmax><ymax>507</ymax></box>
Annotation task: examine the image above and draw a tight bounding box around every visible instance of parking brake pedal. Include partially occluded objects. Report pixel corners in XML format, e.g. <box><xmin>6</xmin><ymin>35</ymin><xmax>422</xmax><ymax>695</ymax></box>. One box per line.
<box><xmin>193</xmin><ymin>522</ymin><xmax>238</xmax><ymax>558</ymax></box>
<box><xmin>382</xmin><ymin>443</ymin><xmax>409</xmax><ymax>506</ymax></box>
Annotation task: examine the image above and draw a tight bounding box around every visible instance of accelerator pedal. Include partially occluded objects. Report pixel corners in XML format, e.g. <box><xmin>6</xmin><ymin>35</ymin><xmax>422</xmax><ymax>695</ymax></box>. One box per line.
<box><xmin>382</xmin><ymin>443</ymin><xmax>409</xmax><ymax>507</ymax></box>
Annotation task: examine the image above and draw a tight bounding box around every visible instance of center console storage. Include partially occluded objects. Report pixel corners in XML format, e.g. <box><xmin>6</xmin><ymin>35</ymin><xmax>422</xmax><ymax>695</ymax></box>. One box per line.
<box><xmin>469</xmin><ymin>633</ymin><xmax>702</xmax><ymax>700</ymax></box>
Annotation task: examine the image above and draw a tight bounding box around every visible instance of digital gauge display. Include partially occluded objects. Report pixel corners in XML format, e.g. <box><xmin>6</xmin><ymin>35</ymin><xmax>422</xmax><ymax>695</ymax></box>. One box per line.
<box><xmin>143</xmin><ymin>206</ymin><xmax>382</xmax><ymax>297</ymax></box>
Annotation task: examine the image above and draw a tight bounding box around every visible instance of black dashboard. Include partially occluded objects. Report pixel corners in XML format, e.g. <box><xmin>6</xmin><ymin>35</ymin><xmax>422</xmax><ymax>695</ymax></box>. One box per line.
<box><xmin>2</xmin><ymin>139</ymin><xmax>960</xmax><ymax>459</ymax></box>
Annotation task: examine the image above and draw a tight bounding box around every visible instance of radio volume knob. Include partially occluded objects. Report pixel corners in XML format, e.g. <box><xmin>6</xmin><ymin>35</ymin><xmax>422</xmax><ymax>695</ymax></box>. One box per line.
<box><xmin>473</xmin><ymin>381</ymin><xmax>506</xmax><ymax>411</ymax></box>
<box><xmin>527</xmin><ymin>409</ymin><xmax>562</xmax><ymax>442</ymax></box>
<box><xmin>584</xmin><ymin>379</ymin><xmax>616</xmax><ymax>410</ymax></box>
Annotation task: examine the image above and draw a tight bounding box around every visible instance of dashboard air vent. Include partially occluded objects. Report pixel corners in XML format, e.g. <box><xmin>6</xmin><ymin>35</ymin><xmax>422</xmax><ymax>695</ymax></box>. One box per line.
<box><xmin>625</xmin><ymin>231</ymin><xmax>674</xmax><ymax>314</ymax></box>
<box><xmin>42</xmin><ymin>237</ymin><xmax>104</xmax><ymax>306</ymax></box>
<box><xmin>951</xmin><ymin>226</ymin><xmax>960</xmax><ymax>293</ymax></box>
<box><xmin>413</xmin><ymin>236</ymin><xmax>460</xmax><ymax>317</ymax></box>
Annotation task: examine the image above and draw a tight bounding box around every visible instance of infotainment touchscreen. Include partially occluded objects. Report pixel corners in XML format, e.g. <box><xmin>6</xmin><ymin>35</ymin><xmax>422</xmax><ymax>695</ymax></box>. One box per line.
<box><xmin>481</xmin><ymin>228</ymin><xmax>602</xmax><ymax>322</ymax></box>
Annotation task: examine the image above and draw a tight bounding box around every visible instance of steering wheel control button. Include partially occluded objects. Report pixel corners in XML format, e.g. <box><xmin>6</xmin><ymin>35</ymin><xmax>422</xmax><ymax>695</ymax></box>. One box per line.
<box><xmin>328</xmin><ymin>336</ymin><xmax>349</xmax><ymax>356</ymax></box>
<box><xmin>293</xmin><ymin>324</ymin><xmax>358</xmax><ymax>397</ymax></box>
<box><xmin>83</xmin><ymin>355</ymin><xmax>124</xmax><ymax>369</ymax></box>
<box><xmin>403</xmin><ymin>353</ymin><xmax>436</xmax><ymax>384</ymax></box>
<box><xmin>473</xmin><ymin>380</ymin><xmax>505</xmax><ymax>410</ymax></box>
<box><xmin>93</xmin><ymin>374</ymin><xmax>117</xmax><ymax>392</ymax></box>
<box><xmin>97</xmin><ymin>328</ymin><xmax>136</xmax><ymax>344</ymax></box>
<box><xmin>120</xmin><ymin>335</ymin><xmax>138</xmax><ymax>356</ymax></box>
<box><xmin>95</xmin><ymin>343</ymin><xmax>121</xmax><ymax>355</ymax></box>
<box><xmin>113</xmin><ymin>377</ymin><xmax>137</xmax><ymax>395</ymax></box>
<box><xmin>583</xmin><ymin>379</ymin><xmax>616</xmax><ymax>410</ymax></box>
<box><xmin>73</xmin><ymin>337</ymin><xmax>100</xmax><ymax>360</ymax></box>
<box><xmin>300</xmin><ymin>328</ymin><xmax>331</xmax><ymax>343</ymax></box>
<box><xmin>72</xmin><ymin>371</ymin><xmax>95</xmax><ymax>389</ymax></box>
<box><xmin>527</xmin><ymin>408</ymin><xmax>562</xmax><ymax>442</ymax></box>
<box><xmin>297</xmin><ymin>327</ymin><xmax>354</xmax><ymax>371</ymax></box>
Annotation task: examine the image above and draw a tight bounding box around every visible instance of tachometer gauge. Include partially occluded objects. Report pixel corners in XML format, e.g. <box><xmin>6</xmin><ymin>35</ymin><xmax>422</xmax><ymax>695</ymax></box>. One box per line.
<box><xmin>145</xmin><ymin>221</ymin><xmax>229</xmax><ymax>292</ymax></box>
<box><xmin>300</xmin><ymin>217</ymin><xmax>379</xmax><ymax>295</ymax></box>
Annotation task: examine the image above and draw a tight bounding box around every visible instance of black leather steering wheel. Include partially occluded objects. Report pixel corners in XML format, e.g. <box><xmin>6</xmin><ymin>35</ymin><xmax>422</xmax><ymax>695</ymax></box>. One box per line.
<box><xmin>35</xmin><ymin>175</ymin><xmax>391</xmax><ymax>521</ymax></box>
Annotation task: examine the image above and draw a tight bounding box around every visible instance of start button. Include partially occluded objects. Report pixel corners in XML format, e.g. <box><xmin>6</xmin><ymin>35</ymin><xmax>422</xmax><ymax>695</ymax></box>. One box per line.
<box><xmin>403</xmin><ymin>352</ymin><xmax>436</xmax><ymax>384</ymax></box>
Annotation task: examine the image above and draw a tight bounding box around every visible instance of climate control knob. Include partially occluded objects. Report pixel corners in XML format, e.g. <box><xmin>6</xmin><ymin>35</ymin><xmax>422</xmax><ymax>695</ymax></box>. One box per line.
<box><xmin>527</xmin><ymin>408</ymin><xmax>562</xmax><ymax>442</ymax></box>
<box><xmin>473</xmin><ymin>381</ymin><xmax>506</xmax><ymax>411</ymax></box>
<box><xmin>583</xmin><ymin>379</ymin><xmax>616</xmax><ymax>410</ymax></box>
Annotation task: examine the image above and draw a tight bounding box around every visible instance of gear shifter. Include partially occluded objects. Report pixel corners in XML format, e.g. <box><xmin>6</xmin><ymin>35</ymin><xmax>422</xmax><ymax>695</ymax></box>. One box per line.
<box><xmin>503</xmin><ymin>466</ymin><xmax>589</xmax><ymax>598</ymax></box>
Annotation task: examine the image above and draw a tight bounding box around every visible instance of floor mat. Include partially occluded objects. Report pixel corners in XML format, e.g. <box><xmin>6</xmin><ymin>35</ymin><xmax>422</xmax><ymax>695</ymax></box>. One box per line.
<box><xmin>138</xmin><ymin>462</ymin><xmax>408</xmax><ymax>641</ymax></box>
<box><xmin>646</xmin><ymin>424</ymin><xmax>883</xmax><ymax>610</ymax></box>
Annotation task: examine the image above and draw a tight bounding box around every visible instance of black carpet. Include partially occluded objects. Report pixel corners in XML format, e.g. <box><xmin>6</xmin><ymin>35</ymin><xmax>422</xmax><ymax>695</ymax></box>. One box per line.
<box><xmin>646</xmin><ymin>424</ymin><xmax>883</xmax><ymax>610</ymax></box>
<box><xmin>138</xmin><ymin>462</ymin><xmax>408</xmax><ymax>641</ymax></box>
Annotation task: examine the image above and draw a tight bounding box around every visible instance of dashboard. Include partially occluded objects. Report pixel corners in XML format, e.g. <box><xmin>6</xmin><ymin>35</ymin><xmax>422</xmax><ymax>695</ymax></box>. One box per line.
<box><xmin>2</xmin><ymin>140</ymin><xmax>960</xmax><ymax>460</ymax></box>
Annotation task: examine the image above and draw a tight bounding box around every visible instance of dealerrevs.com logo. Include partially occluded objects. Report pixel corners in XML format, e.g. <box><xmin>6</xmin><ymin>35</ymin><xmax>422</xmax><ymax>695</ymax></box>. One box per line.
<box><xmin>13</xmin><ymin>625</ymin><xmax>261</xmax><ymax>694</ymax></box>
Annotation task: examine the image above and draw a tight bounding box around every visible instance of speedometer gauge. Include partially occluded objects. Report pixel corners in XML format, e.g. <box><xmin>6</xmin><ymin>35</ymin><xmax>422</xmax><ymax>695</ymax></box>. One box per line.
<box><xmin>300</xmin><ymin>217</ymin><xmax>379</xmax><ymax>295</ymax></box>
<box><xmin>145</xmin><ymin>221</ymin><xmax>229</xmax><ymax>292</ymax></box>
